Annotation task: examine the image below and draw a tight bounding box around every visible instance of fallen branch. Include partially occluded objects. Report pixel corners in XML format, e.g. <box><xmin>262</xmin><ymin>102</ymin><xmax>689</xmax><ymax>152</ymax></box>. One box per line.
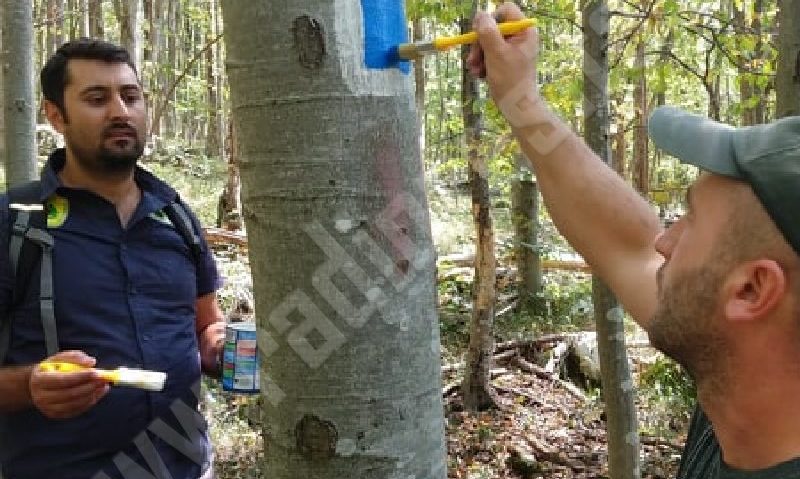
<box><xmin>438</xmin><ymin>253</ymin><xmax>590</xmax><ymax>272</ymax></box>
<box><xmin>492</xmin><ymin>349</ymin><xmax>517</xmax><ymax>363</ymax></box>
<box><xmin>441</xmin><ymin>349</ymin><xmax>518</xmax><ymax>374</ymax></box>
<box><xmin>495</xmin><ymin>334</ymin><xmax>566</xmax><ymax>353</ymax></box>
<box><xmin>495</xmin><ymin>300</ymin><xmax>519</xmax><ymax>319</ymax></box>
<box><xmin>493</xmin><ymin>385</ymin><xmax>543</xmax><ymax>405</ymax></box>
<box><xmin>204</xmin><ymin>227</ymin><xmax>248</xmax><ymax>247</ymax></box>
<box><xmin>640</xmin><ymin>435</ymin><xmax>684</xmax><ymax>451</ymax></box>
<box><xmin>526</xmin><ymin>435</ymin><xmax>583</xmax><ymax>469</ymax></box>
<box><xmin>513</xmin><ymin>356</ymin><xmax>587</xmax><ymax>402</ymax></box>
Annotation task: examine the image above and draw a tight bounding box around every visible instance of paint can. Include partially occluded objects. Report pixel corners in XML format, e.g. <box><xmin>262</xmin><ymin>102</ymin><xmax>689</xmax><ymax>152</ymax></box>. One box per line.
<box><xmin>221</xmin><ymin>322</ymin><xmax>259</xmax><ymax>393</ymax></box>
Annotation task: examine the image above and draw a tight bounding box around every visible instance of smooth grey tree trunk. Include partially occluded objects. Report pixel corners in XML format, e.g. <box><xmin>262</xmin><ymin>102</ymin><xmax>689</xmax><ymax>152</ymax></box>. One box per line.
<box><xmin>3</xmin><ymin>0</ymin><xmax>37</xmax><ymax>186</ymax></box>
<box><xmin>221</xmin><ymin>1</ymin><xmax>447</xmax><ymax>478</ymax></box>
<box><xmin>204</xmin><ymin>0</ymin><xmax>222</xmax><ymax>159</ymax></box>
<box><xmin>47</xmin><ymin>0</ymin><xmax>65</xmax><ymax>56</ymax></box>
<box><xmin>583</xmin><ymin>2</ymin><xmax>641</xmax><ymax>478</ymax></box>
<box><xmin>113</xmin><ymin>0</ymin><xmax>142</xmax><ymax>69</ymax></box>
<box><xmin>88</xmin><ymin>0</ymin><xmax>104</xmax><ymax>37</ymax></box>
<box><xmin>511</xmin><ymin>173</ymin><xmax>541</xmax><ymax>310</ymax></box>
<box><xmin>79</xmin><ymin>0</ymin><xmax>90</xmax><ymax>37</ymax></box>
<box><xmin>776</xmin><ymin>0</ymin><xmax>800</xmax><ymax>118</ymax></box>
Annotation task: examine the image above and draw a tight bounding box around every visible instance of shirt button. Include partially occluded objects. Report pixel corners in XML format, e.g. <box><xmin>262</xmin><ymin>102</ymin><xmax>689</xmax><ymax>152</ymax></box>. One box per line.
<box><xmin>143</xmin><ymin>334</ymin><xmax>151</xmax><ymax>342</ymax></box>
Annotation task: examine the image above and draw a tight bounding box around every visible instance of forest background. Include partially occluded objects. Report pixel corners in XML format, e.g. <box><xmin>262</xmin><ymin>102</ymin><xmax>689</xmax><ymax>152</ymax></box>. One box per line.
<box><xmin>0</xmin><ymin>0</ymin><xmax>799</xmax><ymax>478</ymax></box>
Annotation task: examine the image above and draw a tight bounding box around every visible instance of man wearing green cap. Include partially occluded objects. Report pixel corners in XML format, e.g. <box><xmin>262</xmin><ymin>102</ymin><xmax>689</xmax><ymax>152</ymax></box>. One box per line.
<box><xmin>469</xmin><ymin>2</ymin><xmax>800</xmax><ymax>477</ymax></box>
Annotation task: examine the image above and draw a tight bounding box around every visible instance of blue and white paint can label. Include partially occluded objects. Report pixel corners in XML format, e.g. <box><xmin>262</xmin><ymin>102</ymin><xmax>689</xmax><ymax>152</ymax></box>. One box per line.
<box><xmin>221</xmin><ymin>322</ymin><xmax>259</xmax><ymax>393</ymax></box>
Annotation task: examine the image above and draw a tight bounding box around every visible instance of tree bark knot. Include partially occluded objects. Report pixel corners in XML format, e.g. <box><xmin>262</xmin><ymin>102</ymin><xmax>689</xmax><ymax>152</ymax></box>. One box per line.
<box><xmin>292</xmin><ymin>15</ymin><xmax>326</xmax><ymax>69</ymax></box>
<box><xmin>295</xmin><ymin>414</ymin><xmax>338</xmax><ymax>460</ymax></box>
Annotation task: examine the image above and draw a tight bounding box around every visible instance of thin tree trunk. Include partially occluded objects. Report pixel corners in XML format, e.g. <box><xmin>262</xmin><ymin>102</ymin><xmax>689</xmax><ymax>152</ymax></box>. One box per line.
<box><xmin>144</xmin><ymin>0</ymin><xmax>163</xmax><ymax>137</ymax></box>
<box><xmin>79</xmin><ymin>0</ymin><xmax>90</xmax><ymax>37</ymax></box>
<box><xmin>632</xmin><ymin>40</ymin><xmax>648</xmax><ymax>195</ymax></box>
<box><xmin>205</xmin><ymin>0</ymin><xmax>223</xmax><ymax>159</ymax></box>
<box><xmin>613</xmin><ymin>106</ymin><xmax>626</xmax><ymax>178</ymax></box>
<box><xmin>655</xmin><ymin>29</ymin><xmax>673</xmax><ymax>108</ymax></box>
<box><xmin>113</xmin><ymin>0</ymin><xmax>142</xmax><ymax>68</ymax></box>
<box><xmin>776</xmin><ymin>0</ymin><xmax>800</xmax><ymax>118</ymax></box>
<box><xmin>3</xmin><ymin>0</ymin><xmax>37</xmax><ymax>186</ymax></box>
<box><xmin>163</xmin><ymin>0</ymin><xmax>177</xmax><ymax>134</ymax></box>
<box><xmin>460</xmin><ymin>10</ymin><xmax>497</xmax><ymax>412</ymax></box>
<box><xmin>511</xmin><ymin>171</ymin><xmax>541</xmax><ymax>311</ymax></box>
<box><xmin>47</xmin><ymin>0</ymin><xmax>65</xmax><ymax>56</ymax></box>
<box><xmin>66</xmin><ymin>0</ymin><xmax>77</xmax><ymax>39</ymax></box>
<box><xmin>88</xmin><ymin>0</ymin><xmax>104</xmax><ymax>38</ymax></box>
<box><xmin>205</xmin><ymin>33</ymin><xmax>220</xmax><ymax>158</ymax></box>
<box><xmin>583</xmin><ymin>2</ymin><xmax>640</xmax><ymax>478</ymax></box>
<box><xmin>753</xmin><ymin>0</ymin><xmax>765</xmax><ymax>124</ymax></box>
<box><xmin>734</xmin><ymin>1</ymin><xmax>757</xmax><ymax>125</ymax></box>
<box><xmin>221</xmin><ymin>1</ymin><xmax>447</xmax><ymax>477</ymax></box>
<box><xmin>217</xmin><ymin>121</ymin><xmax>241</xmax><ymax>230</ymax></box>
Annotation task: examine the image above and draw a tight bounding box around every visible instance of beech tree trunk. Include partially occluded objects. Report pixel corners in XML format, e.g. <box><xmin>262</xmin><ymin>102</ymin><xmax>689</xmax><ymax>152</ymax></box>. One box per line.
<box><xmin>3</xmin><ymin>0</ymin><xmax>37</xmax><ymax>186</ymax></box>
<box><xmin>583</xmin><ymin>2</ymin><xmax>641</xmax><ymax>478</ymax></box>
<box><xmin>221</xmin><ymin>1</ymin><xmax>447</xmax><ymax>477</ymax></box>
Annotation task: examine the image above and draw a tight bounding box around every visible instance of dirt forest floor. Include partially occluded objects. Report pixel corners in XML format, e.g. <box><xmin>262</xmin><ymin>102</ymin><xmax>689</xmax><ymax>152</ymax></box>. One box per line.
<box><xmin>209</xmin><ymin>363</ymin><xmax>686</xmax><ymax>479</ymax></box>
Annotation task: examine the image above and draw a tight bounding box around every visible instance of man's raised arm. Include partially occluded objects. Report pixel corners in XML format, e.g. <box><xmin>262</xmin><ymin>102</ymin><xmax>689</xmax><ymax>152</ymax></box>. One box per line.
<box><xmin>469</xmin><ymin>3</ymin><xmax>663</xmax><ymax>326</ymax></box>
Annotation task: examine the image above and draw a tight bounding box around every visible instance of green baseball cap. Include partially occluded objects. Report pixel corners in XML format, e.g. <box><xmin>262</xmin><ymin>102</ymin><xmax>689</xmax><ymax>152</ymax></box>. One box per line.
<box><xmin>648</xmin><ymin>106</ymin><xmax>800</xmax><ymax>255</ymax></box>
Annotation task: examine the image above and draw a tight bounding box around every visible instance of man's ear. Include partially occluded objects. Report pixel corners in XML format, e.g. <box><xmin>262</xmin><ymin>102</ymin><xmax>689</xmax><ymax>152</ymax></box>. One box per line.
<box><xmin>43</xmin><ymin>100</ymin><xmax>66</xmax><ymax>134</ymax></box>
<box><xmin>723</xmin><ymin>260</ymin><xmax>786</xmax><ymax>322</ymax></box>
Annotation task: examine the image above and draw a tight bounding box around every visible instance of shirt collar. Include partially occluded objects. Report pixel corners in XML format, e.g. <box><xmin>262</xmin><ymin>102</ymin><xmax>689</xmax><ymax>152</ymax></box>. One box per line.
<box><xmin>39</xmin><ymin>148</ymin><xmax>179</xmax><ymax>203</ymax></box>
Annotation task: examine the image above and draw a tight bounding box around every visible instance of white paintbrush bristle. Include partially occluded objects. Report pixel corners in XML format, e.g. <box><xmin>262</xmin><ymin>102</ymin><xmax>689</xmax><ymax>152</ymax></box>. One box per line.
<box><xmin>115</xmin><ymin>367</ymin><xmax>167</xmax><ymax>392</ymax></box>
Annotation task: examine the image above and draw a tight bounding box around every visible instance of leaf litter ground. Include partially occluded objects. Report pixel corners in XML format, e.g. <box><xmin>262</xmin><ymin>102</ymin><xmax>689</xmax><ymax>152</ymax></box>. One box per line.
<box><xmin>206</xmin><ymin>242</ymin><xmax>689</xmax><ymax>479</ymax></box>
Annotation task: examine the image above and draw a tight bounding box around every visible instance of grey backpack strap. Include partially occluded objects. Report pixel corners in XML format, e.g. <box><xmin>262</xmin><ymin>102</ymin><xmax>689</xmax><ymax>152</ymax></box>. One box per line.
<box><xmin>26</xmin><ymin>227</ymin><xmax>56</xmax><ymax>356</ymax></box>
<box><xmin>0</xmin><ymin>205</ymin><xmax>39</xmax><ymax>363</ymax></box>
<box><xmin>3</xmin><ymin>183</ymin><xmax>59</xmax><ymax>363</ymax></box>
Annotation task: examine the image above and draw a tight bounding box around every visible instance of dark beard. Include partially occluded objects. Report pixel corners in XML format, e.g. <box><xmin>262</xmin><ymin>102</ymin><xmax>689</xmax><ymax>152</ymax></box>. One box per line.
<box><xmin>96</xmin><ymin>142</ymin><xmax>143</xmax><ymax>174</ymax></box>
<box><xmin>647</xmin><ymin>263</ymin><xmax>729</xmax><ymax>384</ymax></box>
<box><xmin>68</xmin><ymin>136</ymin><xmax>143</xmax><ymax>177</ymax></box>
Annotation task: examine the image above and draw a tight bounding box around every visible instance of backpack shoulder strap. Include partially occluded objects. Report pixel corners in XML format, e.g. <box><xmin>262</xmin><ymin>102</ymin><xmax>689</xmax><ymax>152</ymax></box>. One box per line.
<box><xmin>162</xmin><ymin>199</ymin><xmax>203</xmax><ymax>263</ymax></box>
<box><xmin>1</xmin><ymin>181</ymin><xmax>58</xmax><ymax>364</ymax></box>
<box><xmin>8</xmin><ymin>181</ymin><xmax>46</xmax><ymax>281</ymax></box>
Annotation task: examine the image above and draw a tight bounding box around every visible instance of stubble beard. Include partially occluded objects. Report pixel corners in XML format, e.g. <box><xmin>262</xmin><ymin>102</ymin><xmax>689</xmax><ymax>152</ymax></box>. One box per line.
<box><xmin>647</xmin><ymin>260</ymin><xmax>731</xmax><ymax>391</ymax></box>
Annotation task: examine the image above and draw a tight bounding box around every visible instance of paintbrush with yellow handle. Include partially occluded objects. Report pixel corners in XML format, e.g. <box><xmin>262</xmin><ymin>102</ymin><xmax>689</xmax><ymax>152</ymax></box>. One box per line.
<box><xmin>394</xmin><ymin>18</ymin><xmax>536</xmax><ymax>61</ymax></box>
<box><xmin>39</xmin><ymin>361</ymin><xmax>167</xmax><ymax>392</ymax></box>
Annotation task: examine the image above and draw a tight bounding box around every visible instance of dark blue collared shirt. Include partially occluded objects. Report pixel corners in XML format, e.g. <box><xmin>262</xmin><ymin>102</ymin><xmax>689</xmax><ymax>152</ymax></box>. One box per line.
<box><xmin>0</xmin><ymin>149</ymin><xmax>222</xmax><ymax>479</ymax></box>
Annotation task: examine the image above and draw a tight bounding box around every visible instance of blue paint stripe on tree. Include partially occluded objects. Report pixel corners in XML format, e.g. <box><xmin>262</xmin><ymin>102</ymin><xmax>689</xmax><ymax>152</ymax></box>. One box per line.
<box><xmin>361</xmin><ymin>0</ymin><xmax>410</xmax><ymax>73</ymax></box>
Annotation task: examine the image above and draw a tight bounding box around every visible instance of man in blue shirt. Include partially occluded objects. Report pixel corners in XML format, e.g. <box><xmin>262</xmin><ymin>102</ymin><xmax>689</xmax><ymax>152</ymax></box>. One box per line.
<box><xmin>0</xmin><ymin>39</ymin><xmax>226</xmax><ymax>478</ymax></box>
<box><xmin>469</xmin><ymin>3</ymin><xmax>800</xmax><ymax>477</ymax></box>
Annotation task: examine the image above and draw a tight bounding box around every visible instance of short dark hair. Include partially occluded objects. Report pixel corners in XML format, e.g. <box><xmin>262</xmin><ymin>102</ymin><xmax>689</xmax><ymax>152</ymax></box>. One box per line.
<box><xmin>40</xmin><ymin>38</ymin><xmax>138</xmax><ymax>116</ymax></box>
